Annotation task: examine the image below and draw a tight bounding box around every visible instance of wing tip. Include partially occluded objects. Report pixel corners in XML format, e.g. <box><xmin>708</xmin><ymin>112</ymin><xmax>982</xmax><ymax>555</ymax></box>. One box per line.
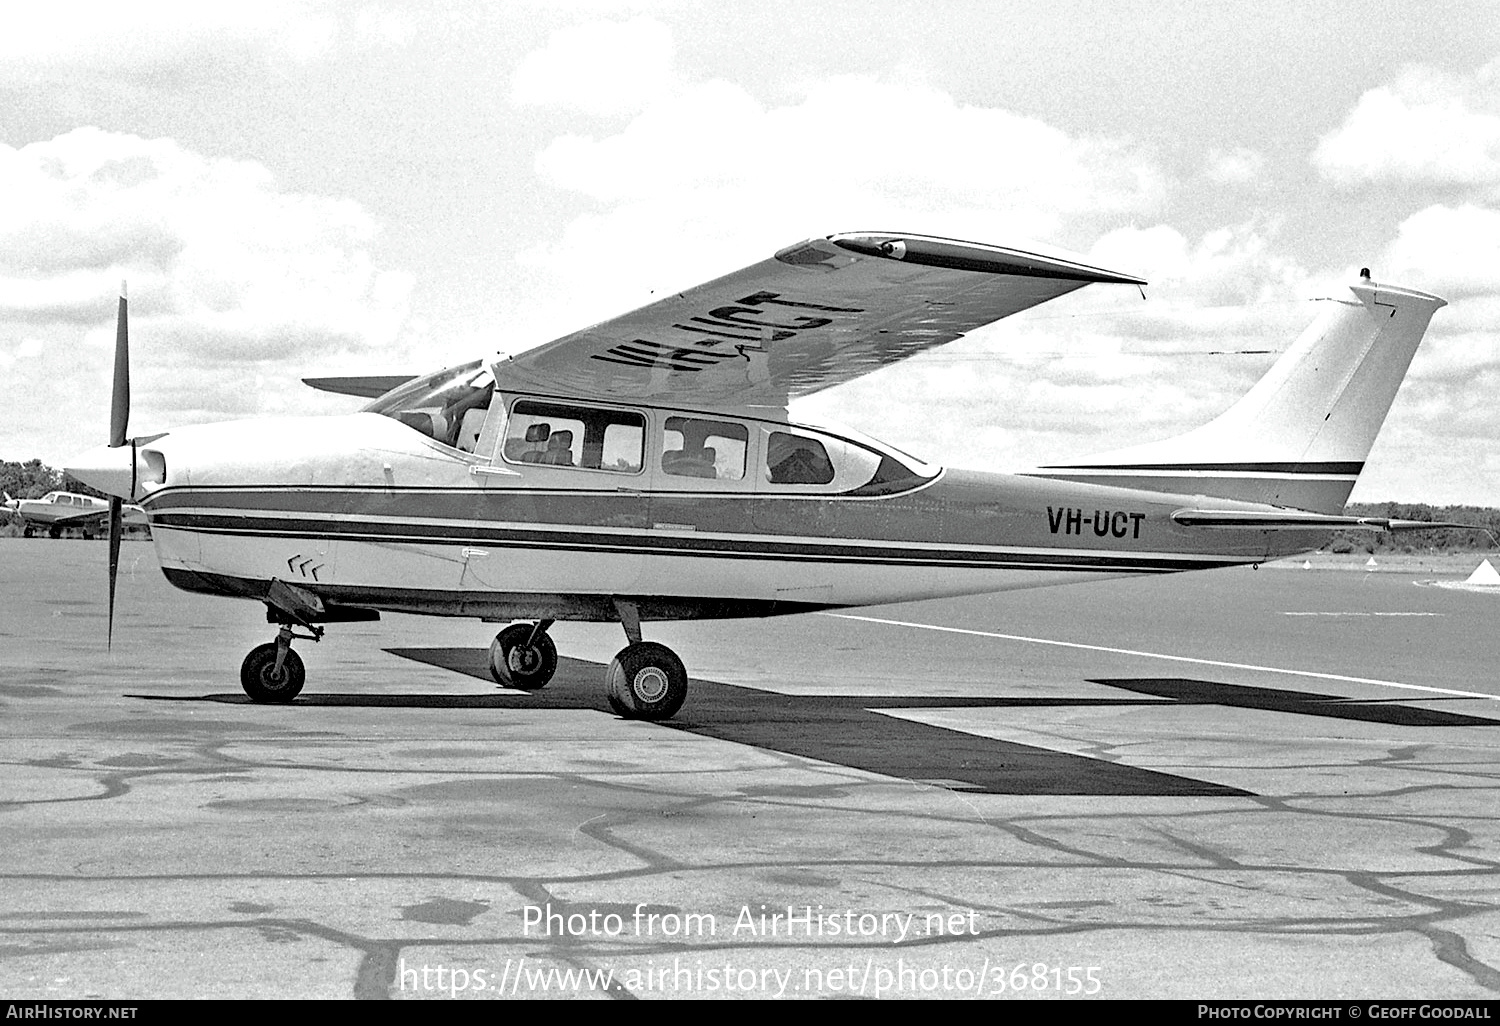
<box><xmin>826</xmin><ymin>232</ymin><xmax>1146</xmax><ymax>285</ymax></box>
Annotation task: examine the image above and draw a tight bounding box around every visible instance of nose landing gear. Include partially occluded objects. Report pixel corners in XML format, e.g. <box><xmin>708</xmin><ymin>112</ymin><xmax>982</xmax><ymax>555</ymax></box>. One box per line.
<box><xmin>241</xmin><ymin>622</ymin><xmax>322</xmax><ymax>703</ymax></box>
<box><xmin>239</xmin><ymin>579</ymin><xmax>336</xmax><ymax>704</ymax></box>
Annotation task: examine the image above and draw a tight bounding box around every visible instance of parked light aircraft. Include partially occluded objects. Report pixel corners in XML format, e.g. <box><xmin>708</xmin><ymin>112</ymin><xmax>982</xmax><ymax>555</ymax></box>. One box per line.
<box><xmin>67</xmin><ymin>233</ymin><xmax>1455</xmax><ymax>719</ymax></box>
<box><xmin>2</xmin><ymin>490</ymin><xmax>146</xmax><ymax>538</ymax></box>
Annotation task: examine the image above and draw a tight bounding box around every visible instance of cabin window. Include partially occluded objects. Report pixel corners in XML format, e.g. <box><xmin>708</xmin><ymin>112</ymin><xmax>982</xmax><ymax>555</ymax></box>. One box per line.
<box><xmin>364</xmin><ymin>359</ymin><xmax>495</xmax><ymax>452</ymax></box>
<box><xmin>765</xmin><ymin>431</ymin><xmax>835</xmax><ymax>485</ymax></box>
<box><xmin>662</xmin><ymin>417</ymin><xmax>748</xmax><ymax>481</ymax></box>
<box><xmin>502</xmin><ymin>400</ymin><xmax>644</xmax><ymax>473</ymax></box>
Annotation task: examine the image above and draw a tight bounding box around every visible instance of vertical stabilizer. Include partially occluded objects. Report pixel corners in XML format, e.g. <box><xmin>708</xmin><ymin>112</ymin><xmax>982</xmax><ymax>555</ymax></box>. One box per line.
<box><xmin>1027</xmin><ymin>277</ymin><xmax>1446</xmax><ymax>513</ymax></box>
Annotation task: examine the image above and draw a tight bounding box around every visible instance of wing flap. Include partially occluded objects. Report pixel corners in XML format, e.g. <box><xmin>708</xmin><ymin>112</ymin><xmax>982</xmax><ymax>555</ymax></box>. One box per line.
<box><xmin>496</xmin><ymin>233</ymin><xmax>1143</xmax><ymax>407</ymax></box>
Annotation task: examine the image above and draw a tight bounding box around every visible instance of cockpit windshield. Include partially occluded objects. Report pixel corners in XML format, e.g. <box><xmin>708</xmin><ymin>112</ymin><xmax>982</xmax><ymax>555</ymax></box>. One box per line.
<box><xmin>364</xmin><ymin>359</ymin><xmax>496</xmax><ymax>452</ymax></box>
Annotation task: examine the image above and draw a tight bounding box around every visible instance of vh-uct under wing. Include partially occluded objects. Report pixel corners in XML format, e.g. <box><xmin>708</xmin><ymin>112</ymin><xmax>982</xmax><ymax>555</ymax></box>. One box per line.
<box><xmin>67</xmin><ymin>235</ymin><xmax>1448</xmax><ymax>722</ymax></box>
<box><xmin>494</xmin><ymin>233</ymin><xmax>1145</xmax><ymax>406</ymax></box>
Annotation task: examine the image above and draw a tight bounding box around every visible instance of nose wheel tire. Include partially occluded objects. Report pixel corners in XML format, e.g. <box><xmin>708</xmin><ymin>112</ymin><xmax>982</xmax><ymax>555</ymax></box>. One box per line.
<box><xmin>605</xmin><ymin>642</ymin><xmax>688</xmax><ymax>721</ymax></box>
<box><xmin>489</xmin><ymin>623</ymin><xmax>558</xmax><ymax>691</ymax></box>
<box><xmin>241</xmin><ymin>642</ymin><xmax>306</xmax><ymax>703</ymax></box>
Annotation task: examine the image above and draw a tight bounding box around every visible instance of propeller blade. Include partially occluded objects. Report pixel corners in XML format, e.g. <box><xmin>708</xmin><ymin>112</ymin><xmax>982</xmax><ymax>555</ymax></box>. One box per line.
<box><xmin>107</xmin><ymin>497</ymin><xmax>122</xmax><ymax>649</ymax></box>
<box><xmin>107</xmin><ymin>283</ymin><xmax>128</xmax><ymax>649</ymax></box>
<box><xmin>110</xmin><ymin>283</ymin><xmax>129</xmax><ymax>449</ymax></box>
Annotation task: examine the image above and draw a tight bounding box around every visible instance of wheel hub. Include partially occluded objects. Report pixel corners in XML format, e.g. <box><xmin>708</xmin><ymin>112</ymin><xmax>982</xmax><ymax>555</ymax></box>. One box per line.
<box><xmin>632</xmin><ymin>666</ymin><xmax>669</xmax><ymax>702</ymax></box>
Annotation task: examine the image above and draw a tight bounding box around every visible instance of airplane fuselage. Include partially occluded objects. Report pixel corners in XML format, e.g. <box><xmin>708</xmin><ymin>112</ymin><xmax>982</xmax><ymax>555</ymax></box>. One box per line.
<box><xmin>134</xmin><ymin>405</ymin><xmax>1324</xmax><ymax>622</ymax></box>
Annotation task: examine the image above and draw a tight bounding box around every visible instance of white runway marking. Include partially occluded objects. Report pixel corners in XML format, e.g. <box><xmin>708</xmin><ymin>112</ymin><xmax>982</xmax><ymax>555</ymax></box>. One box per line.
<box><xmin>1281</xmin><ymin>611</ymin><xmax>1439</xmax><ymax>617</ymax></box>
<box><xmin>824</xmin><ymin>613</ymin><xmax>1500</xmax><ymax>701</ymax></box>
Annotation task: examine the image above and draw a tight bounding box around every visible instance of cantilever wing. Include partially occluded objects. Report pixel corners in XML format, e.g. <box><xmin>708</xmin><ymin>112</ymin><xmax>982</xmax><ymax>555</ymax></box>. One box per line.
<box><xmin>496</xmin><ymin>233</ymin><xmax>1144</xmax><ymax>408</ymax></box>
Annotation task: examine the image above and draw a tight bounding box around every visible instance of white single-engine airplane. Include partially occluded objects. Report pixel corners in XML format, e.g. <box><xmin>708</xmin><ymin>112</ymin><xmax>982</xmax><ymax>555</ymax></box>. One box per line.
<box><xmin>2</xmin><ymin>490</ymin><xmax>146</xmax><ymax>539</ymax></box>
<box><xmin>67</xmin><ymin>233</ymin><xmax>1455</xmax><ymax>719</ymax></box>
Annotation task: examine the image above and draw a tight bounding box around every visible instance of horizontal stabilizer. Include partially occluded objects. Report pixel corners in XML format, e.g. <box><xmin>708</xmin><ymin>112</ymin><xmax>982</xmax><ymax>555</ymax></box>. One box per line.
<box><xmin>1171</xmin><ymin>508</ymin><xmax>1482</xmax><ymax>535</ymax></box>
<box><xmin>303</xmin><ymin>375</ymin><xmax>416</xmax><ymax>399</ymax></box>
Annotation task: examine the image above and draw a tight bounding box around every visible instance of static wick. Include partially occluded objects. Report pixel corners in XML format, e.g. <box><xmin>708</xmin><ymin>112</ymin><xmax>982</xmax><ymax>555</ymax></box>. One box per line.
<box><xmin>1138</xmin><ymin>285</ymin><xmax>1147</xmax><ymax>301</ymax></box>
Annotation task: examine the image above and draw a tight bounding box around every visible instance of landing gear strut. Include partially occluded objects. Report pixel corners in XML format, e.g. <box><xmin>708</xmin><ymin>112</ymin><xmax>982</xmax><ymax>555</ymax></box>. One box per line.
<box><xmin>603</xmin><ymin>599</ymin><xmax>688</xmax><ymax>721</ymax></box>
<box><xmin>241</xmin><ymin>623</ymin><xmax>322</xmax><ymax>704</ymax></box>
<box><xmin>488</xmin><ymin>620</ymin><xmax>557</xmax><ymax>690</ymax></box>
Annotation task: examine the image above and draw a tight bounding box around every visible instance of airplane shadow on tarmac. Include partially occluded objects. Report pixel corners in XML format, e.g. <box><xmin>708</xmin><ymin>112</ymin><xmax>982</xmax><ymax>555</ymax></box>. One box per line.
<box><xmin>148</xmin><ymin>651</ymin><xmax>1500</xmax><ymax>798</ymax></box>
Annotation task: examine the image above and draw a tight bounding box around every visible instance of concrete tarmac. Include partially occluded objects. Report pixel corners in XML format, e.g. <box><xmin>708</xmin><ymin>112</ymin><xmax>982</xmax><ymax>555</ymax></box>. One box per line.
<box><xmin>2</xmin><ymin>538</ymin><xmax>1499</xmax><ymax>1000</ymax></box>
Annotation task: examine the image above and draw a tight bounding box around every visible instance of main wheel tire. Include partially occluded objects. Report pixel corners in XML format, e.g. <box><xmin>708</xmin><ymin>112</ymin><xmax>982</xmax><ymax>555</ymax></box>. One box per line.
<box><xmin>241</xmin><ymin>643</ymin><xmax>305</xmax><ymax>703</ymax></box>
<box><xmin>488</xmin><ymin>624</ymin><xmax>558</xmax><ymax>691</ymax></box>
<box><xmin>605</xmin><ymin>642</ymin><xmax>687</xmax><ymax>721</ymax></box>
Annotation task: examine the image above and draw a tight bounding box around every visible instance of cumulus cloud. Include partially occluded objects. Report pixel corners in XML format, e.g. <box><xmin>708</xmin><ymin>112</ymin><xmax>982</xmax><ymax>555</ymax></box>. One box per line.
<box><xmin>1203</xmin><ymin>146</ymin><xmax>1266</xmax><ymax>185</ymax></box>
<box><xmin>0</xmin><ymin>128</ymin><xmax>414</xmax><ymax>462</ymax></box>
<box><xmin>515</xmin><ymin>72</ymin><xmax>1168</xmax><ymax>335</ymax></box>
<box><xmin>1365</xmin><ymin>203</ymin><xmax>1500</xmax><ymax>400</ymax></box>
<box><xmin>0</xmin><ymin>128</ymin><xmax>411</xmax><ymax>351</ymax></box>
<box><xmin>1313</xmin><ymin>61</ymin><xmax>1500</xmax><ymax>188</ymax></box>
<box><xmin>511</xmin><ymin>17</ymin><xmax>676</xmax><ymax>116</ymax></box>
<box><xmin>1380</xmin><ymin>202</ymin><xmax>1500</xmax><ymax>298</ymax></box>
<box><xmin>535</xmin><ymin>76</ymin><xmax>1162</xmax><ymax>214</ymax></box>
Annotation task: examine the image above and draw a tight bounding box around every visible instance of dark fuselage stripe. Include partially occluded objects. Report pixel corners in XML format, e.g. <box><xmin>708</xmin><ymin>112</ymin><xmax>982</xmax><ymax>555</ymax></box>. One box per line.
<box><xmin>148</xmin><ymin>513</ymin><xmax>1240</xmax><ymax>574</ymax></box>
<box><xmin>1035</xmin><ymin>462</ymin><xmax>1364</xmax><ymax>476</ymax></box>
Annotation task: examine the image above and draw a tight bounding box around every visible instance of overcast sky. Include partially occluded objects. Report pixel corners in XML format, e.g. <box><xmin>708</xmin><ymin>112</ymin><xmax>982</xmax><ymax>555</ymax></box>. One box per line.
<box><xmin>3</xmin><ymin>1</ymin><xmax>1500</xmax><ymax>503</ymax></box>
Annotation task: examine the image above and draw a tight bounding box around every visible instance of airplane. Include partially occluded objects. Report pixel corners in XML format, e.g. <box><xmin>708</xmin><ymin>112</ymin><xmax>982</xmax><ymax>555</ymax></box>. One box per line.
<box><xmin>65</xmin><ymin>232</ymin><xmax>1460</xmax><ymax>719</ymax></box>
<box><xmin>2</xmin><ymin>489</ymin><xmax>146</xmax><ymax>539</ymax></box>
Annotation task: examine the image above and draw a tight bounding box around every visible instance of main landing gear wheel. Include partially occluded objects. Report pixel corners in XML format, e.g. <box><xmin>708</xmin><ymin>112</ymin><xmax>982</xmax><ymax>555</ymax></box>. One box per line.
<box><xmin>241</xmin><ymin>642</ymin><xmax>306</xmax><ymax>703</ymax></box>
<box><xmin>489</xmin><ymin>623</ymin><xmax>557</xmax><ymax>691</ymax></box>
<box><xmin>606</xmin><ymin>642</ymin><xmax>687</xmax><ymax>721</ymax></box>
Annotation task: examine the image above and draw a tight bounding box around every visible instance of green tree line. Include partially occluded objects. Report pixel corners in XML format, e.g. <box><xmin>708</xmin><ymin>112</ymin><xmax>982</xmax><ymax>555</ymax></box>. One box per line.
<box><xmin>1331</xmin><ymin>503</ymin><xmax>1500</xmax><ymax>554</ymax></box>
<box><xmin>0</xmin><ymin>459</ymin><xmax>108</xmax><ymax>501</ymax></box>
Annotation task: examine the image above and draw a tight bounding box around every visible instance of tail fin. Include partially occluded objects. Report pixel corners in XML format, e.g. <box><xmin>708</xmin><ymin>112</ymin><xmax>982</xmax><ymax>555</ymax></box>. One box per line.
<box><xmin>1028</xmin><ymin>276</ymin><xmax>1446</xmax><ymax>514</ymax></box>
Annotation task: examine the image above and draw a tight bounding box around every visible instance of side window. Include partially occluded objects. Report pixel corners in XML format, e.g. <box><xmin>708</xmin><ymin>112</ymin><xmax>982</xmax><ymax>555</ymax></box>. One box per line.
<box><xmin>663</xmin><ymin>417</ymin><xmax>748</xmax><ymax>481</ymax></box>
<box><xmin>502</xmin><ymin>400</ymin><xmax>644</xmax><ymax>474</ymax></box>
<box><xmin>765</xmin><ymin>431</ymin><xmax>835</xmax><ymax>485</ymax></box>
